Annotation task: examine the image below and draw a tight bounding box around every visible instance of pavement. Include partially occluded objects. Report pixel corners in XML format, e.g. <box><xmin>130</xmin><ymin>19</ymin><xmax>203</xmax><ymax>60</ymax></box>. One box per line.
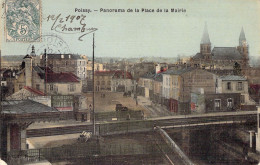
<box><xmin>137</xmin><ymin>96</ymin><xmax>173</xmax><ymax>117</ymax></box>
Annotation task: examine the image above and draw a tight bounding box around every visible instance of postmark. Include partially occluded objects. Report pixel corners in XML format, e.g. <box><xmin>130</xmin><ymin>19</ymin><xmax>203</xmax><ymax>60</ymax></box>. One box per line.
<box><xmin>5</xmin><ymin>0</ymin><xmax>41</xmax><ymax>42</ymax></box>
<box><xmin>26</xmin><ymin>34</ymin><xmax>70</xmax><ymax>55</ymax></box>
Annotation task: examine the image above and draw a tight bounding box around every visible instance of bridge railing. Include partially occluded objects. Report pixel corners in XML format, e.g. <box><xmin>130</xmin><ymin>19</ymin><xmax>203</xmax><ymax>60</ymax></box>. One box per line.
<box><xmin>155</xmin><ymin>126</ymin><xmax>194</xmax><ymax>165</ymax></box>
<box><xmin>96</xmin><ymin>120</ymin><xmax>154</xmax><ymax>135</ymax></box>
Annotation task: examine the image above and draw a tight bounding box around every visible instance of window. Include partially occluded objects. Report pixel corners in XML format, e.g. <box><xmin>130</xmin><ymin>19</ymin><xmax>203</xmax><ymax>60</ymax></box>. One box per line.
<box><xmin>97</xmin><ymin>81</ymin><xmax>100</xmax><ymax>85</ymax></box>
<box><xmin>241</xmin><ymin>95</ymin><xmax>245</xmax><ymax>104</ymax></box>
<box><xmin>227</xmin><ymin>98</ymin><xmax>233</xmax><ymax>108</ymax></box>
<box><xmin>214</xmin><ymin>99</ymin><xmax>221</xmax><ymax>110</ymax></box>
<box><xmin>101</xmin><ymin>81</ymin><xmax>105</xmax><ymax>85</ymax></box>
<box><xmin>108</xmin><ymin>81</ymin><xmax>111</xmax><ymax>86</ymax></box>
<box><xmin>215</xmin><ymin>99</ymin><xmax>221</xmax><ymax>107</ymax></box>
<box><xmin>227</xmin><ymin>82</ymin><xmax>232</xmax><ymax>90</ymax></box>
<box><xmin>68</xmin><ymin>84</ymin><xmax>76</xmax><ymax>92</ymax></box>
<box><xmin>237</xmin><ymin>82</ymin><xmax>243</xmax><ymax>91</ymax></box>
<box><xmin>49</xmin><ymin>84</ymin><xmax>54</xmax><ymax>91</ymax></box>
<box><xmin>36</xmin><ymin>84</ymin><xmax>40</xmax><ymax>90</ymax></box>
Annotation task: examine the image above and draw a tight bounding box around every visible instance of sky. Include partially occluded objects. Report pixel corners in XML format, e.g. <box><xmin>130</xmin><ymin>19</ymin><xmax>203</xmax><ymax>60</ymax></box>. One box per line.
<box><xmin>1</xmin><ymin>0</ymin><xmax>260</xmax><ymax>60</ymax></box>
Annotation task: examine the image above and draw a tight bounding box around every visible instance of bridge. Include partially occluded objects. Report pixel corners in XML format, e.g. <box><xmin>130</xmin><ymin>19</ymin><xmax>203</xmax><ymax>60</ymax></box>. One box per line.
<box><xmin>27</xmin><ymin>110</ymin><xmax>257</xmax><ymax>137</ymax></box>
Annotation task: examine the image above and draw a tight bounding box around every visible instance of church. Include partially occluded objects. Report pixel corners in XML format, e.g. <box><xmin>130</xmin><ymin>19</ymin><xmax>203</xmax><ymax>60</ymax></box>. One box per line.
<box><xmin>190</xmin><ymin>24</ymin><xmax>249</xmax><ymax>70</ymax></box>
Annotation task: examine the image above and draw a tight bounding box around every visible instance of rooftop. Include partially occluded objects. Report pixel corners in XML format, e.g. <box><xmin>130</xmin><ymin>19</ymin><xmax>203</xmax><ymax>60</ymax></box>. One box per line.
<box><xmin>193</xmin><ymin>47</ymin><xmax>243</xmax><ymax>60</ymax></box>
<box><xmin>153</xmin><ymin>73</ymin><xmax>163</xmax><ymax>82</ymax></box>
<box><xmin>46</xmin><ymin>72</ymin><xmax>80</xmax><ymax>83</ymax></box>
<box><xmin>44</xmin><ymin>54</ymin><xmax>84</xmax><ymax>60</ymax></box>
<box><xmin>2</xmin><ymin>100</ymin><xmax>60</xmax><ymax>123</ymax></box>
<box><xmin>212</xmin><ymin>47</ymin><xmax>243</xmax><ymax>60</ymax></box>
<box><xmin>162</xmin><ymin>68</ymin><xmax>194</xmax><ymax>75</ymax></box>
<box><xmin>24</xmin><ymin>86</ymin><xmax>45</xmax><ymax>96</ymax></box>
<box><xmin>112</xmin><ymin>71</ymin><xmax>133</xmax><ymax>79</ymax></box>
<box><xmin>220</xmin><ymin>75</ymin><xmax>247</xmax><ymax>81</ymax></box>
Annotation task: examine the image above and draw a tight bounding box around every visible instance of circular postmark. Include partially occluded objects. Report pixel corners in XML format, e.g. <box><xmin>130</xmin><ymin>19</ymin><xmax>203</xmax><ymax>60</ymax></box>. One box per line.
<box><xmin>26</xmin><ymin>34</ymin><xmax>71</xmax><ymax>55</ymax></box>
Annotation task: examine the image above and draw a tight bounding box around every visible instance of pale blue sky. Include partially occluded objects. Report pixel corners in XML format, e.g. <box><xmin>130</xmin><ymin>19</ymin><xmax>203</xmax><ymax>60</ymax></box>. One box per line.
<box><xmin>1</xmin><ymin>0</ymin><xmax>260</xmax><ymax>60</ymax></box>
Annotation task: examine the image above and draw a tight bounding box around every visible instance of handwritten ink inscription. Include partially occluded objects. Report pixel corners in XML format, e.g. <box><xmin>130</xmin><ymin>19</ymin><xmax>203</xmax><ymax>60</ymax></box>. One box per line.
<box><xmin>46</xmin><ymin>14</ymin><xmax>97</xmax><ymax>41</ymax></box>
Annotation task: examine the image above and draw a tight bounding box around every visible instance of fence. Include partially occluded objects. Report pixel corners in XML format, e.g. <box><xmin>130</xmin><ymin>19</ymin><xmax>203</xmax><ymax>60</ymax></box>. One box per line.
<box><xmin>7</xmin><ymin>134</ymin><xmax>163</xmax><ymax>164</ymax></box>
<box><xmin>94</xmin><ymin>110</ymin><xmax>144</xmax><ymax>121</ymax></box>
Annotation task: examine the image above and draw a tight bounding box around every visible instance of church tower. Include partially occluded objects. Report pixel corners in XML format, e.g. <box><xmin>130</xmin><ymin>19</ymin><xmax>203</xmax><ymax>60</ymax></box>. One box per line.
<box><xmin>200</xmin><ymin>23</ymin><xmax>211</xmax><ymax>60</ymax></box>
<box><xmin>237</xmin><ymin>27</ymin><xmax>249</xmax><ymax>67</ymax></box>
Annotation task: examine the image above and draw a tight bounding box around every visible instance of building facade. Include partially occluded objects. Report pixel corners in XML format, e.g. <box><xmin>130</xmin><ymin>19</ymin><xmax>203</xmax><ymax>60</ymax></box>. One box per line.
<box><xmin>111</xmin><ymin>71</ymin><xmax>135</xmax><ymax>93</ymax></box>
<box><xmin>40</xmin><ymin>53</ymin><xmax>87</xmax><ymax>80</ymax></box>
<box><xmin>15</xmin><ymin>55</ymin><xmax>81</xmax><ymax>95</ymax></box>
<box><xmin>216</xmin><ymin>75</ymin><xmax>255</xmax><ymax>105</ymax></box>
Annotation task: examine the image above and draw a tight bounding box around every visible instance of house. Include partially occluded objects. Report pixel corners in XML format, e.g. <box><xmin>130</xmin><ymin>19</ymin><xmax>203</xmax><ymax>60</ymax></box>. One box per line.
<box><xmin>94</xmin><ymin>71</ymin><xmax>114</xmax><ymax>91</ymax></box>
<box><xmin>152</xmin><ymin>73</ymin><xmax>163</xmax><ymax>104</ymax></box>
<box><xmin>205</xmin><ymin>93</ymin><xmax>241</xmax><ymax>113</ymax></box>
<box><xmin>14</xmin><ymin>55</ymin><xmax>46</xmax><ymax>93</ymax></box>
<box><xmin>191</xmin><ymin>92</ymin><xmax>241</xmax><ymax>113</ymax></box>
<box><xmin>162</xmin><ymin>68</ymin><xmax>217</xmax><ymax>113</ymax></box>
<box><xmin>94</xmin><ymin>70</ymin><xmax>134</xmax><ymax>92</ymax></box>
<box><xmin>40</xmin><ymin>53</ymin><xmax>88</xmax><ymax>80</ymax></box>
<box><xmin>14</xmin><ymin>54</ymin><xmax>82</xmax><ymax>96</ymax></box>
<box><xmin>216</xmin><ymin>75</ymin><xmax>255</xmax><ymax>105</ymax></box>
<box><xmin>111</xmin><ymin>71</ymin><xmax>135</xmax><ymax>93</ymax></box>
<box><xmin>138</xmin><ymin>72</ymin><xmax>155</xmax><ymax>98</ymax></box>
<box><xmin>46</xmin><ymin>72</ymin><xmax>82</xmax><ymax>95</ymax></box>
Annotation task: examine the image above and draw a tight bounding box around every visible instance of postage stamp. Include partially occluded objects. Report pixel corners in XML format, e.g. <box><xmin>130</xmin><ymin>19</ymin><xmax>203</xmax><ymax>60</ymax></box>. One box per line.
<box><xmin>5</xmin><ymin>0</ymin><xmax>41</xmax><ymax>42</ymax></box>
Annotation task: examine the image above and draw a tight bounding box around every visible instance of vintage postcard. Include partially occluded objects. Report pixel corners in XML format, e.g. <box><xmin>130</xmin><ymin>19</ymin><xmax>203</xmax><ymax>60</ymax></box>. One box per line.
<box><xmin>0</xmin><ymin>0</ymin><xmax>260</xmax><ymax>164</ymax></box>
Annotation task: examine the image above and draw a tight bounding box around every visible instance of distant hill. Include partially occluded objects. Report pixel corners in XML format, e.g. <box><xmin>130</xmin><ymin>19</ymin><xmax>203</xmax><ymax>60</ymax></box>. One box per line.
<box><xmin>94</xmin><ymin>56</ymin><xmax>180</xmax><ymax>64</ymax></box>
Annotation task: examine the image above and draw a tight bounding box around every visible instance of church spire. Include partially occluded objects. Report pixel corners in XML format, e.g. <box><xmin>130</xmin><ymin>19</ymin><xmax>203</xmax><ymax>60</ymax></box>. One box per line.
<box><xmin>30</xmin><ymin>45</ymin><xmax>36</xmax><ymax>56</ymax></box>
<box><xmin>239</xmin><ymin>27</ymin><xmax>246</xmax><ymax>46</ymax></box>
<box><xmin>201</xmin><ymin>22</ymin><xmax>211</xmax><ymax>44</ymax></box>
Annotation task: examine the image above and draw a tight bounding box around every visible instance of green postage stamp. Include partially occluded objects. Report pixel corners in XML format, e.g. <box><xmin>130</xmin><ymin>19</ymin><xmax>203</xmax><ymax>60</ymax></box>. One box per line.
<box><xmin>5</xmin><ymin>0</ymin><xmax>41</xmax><ymax>42</ymax></box>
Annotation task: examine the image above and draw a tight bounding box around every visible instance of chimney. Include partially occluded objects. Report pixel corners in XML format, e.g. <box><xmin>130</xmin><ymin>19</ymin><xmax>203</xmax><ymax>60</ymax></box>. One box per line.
<box><xmin>23</xmin><ymin>54</ymin><xmax>33</xmax><ymax>87</ymax></box>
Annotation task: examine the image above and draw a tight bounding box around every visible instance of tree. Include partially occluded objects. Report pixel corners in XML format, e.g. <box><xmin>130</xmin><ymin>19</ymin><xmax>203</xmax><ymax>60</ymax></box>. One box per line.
<box><xmin>233</xmin><ymin>62</ymin><xmax>241</xmax><ymax>75</ymax></box>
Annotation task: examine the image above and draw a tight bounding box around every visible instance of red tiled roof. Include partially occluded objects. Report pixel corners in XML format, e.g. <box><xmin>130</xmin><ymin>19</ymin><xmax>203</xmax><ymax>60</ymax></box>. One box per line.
<box><xmin>157</xmin><ymin>68</ymin><xmax>167</xmax><ymax>74</ymax></box>
<box><xmin>112</xmin><ymin>71</ymin><xmax>133</xmax><ymax>79</ymax></box>
<box><xmin>46</xmin><ymin>72</ymin><xmax>80</xmax><ymax>83</ymax></box>
<box><xmin>24</xmin><ymin>86</ymin><xmax>45</xmax><ymax>96</ymax></box>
